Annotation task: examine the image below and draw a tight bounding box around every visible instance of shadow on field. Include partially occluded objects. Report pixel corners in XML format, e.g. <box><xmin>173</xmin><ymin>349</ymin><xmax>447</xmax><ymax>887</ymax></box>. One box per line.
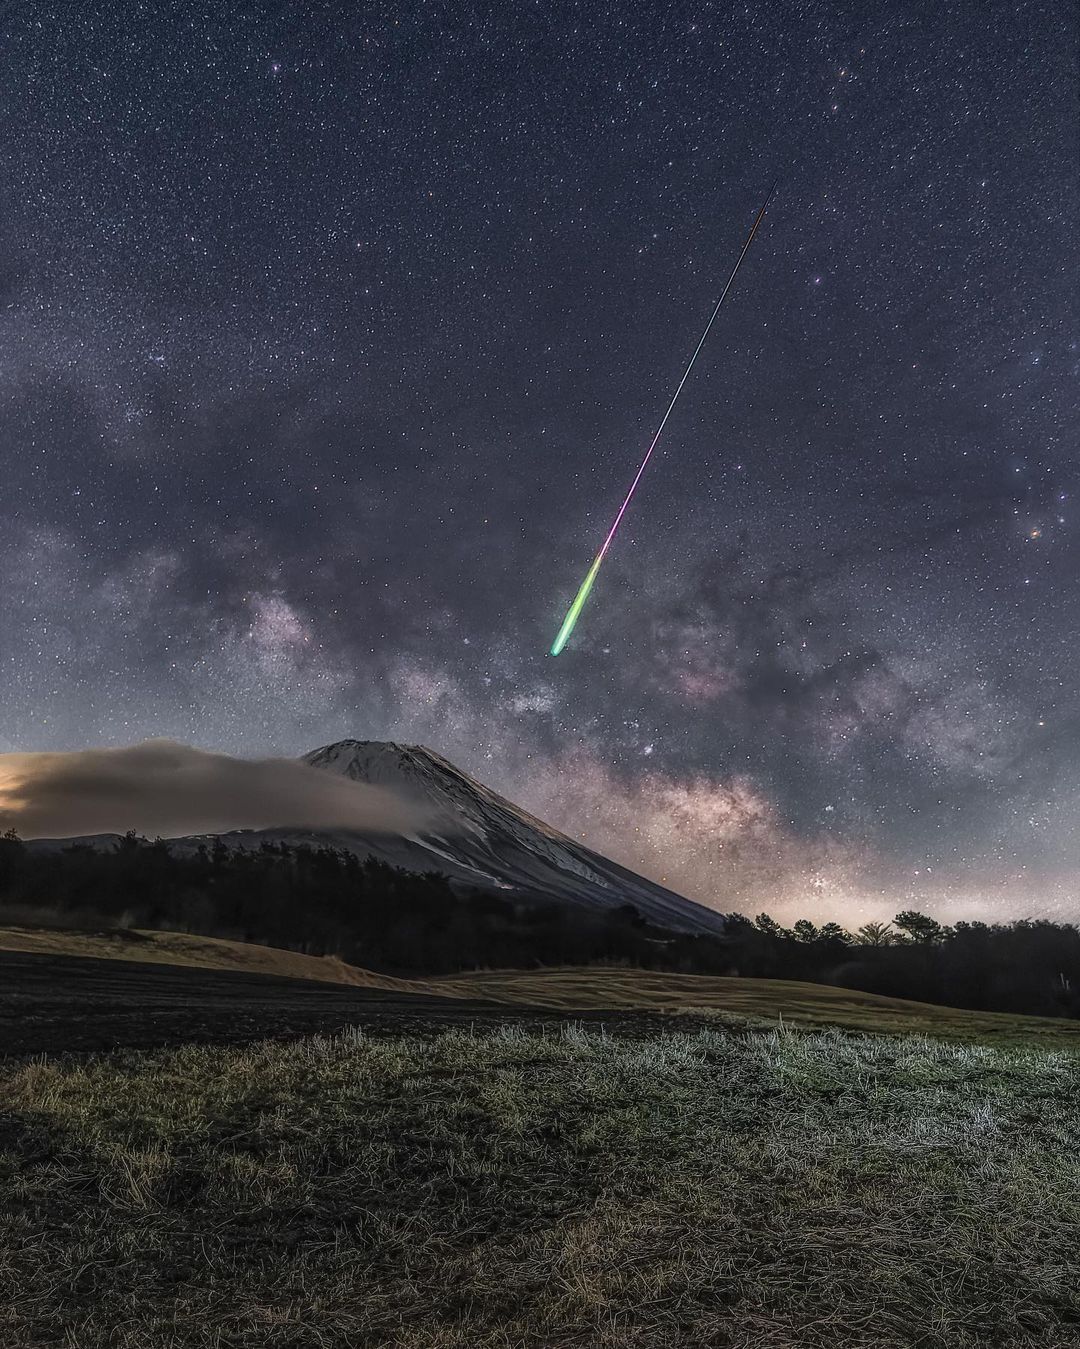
<box><xmin>0</xmin><ymin>950</ymin><xmax>696</xmax><ymax>1056</ymax></box>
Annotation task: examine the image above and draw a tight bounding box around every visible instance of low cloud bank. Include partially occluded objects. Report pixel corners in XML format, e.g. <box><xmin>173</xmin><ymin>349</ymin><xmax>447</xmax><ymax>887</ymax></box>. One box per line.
<box><xmin>0</xmin><ymin>740</ymin><xmax>427</xmax><ymax>840</ymax></box>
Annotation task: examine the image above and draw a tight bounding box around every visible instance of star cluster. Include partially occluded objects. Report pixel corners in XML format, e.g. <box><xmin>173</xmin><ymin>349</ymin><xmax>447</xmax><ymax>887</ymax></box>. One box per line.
<box><xmin>0</xmin><ymin>1</ymin><xmax>1077</xmax><ymax>922</ymax></box>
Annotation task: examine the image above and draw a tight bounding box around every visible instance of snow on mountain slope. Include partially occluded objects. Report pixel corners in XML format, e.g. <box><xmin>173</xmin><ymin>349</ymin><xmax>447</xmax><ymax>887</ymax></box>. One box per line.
<box><xmin>27</xmin><ymin>741</ymin><xmax>727</xmax><ymax>936</ymax></box>
<box><xmin>301</xmin><ymin>740</ymin><xmax>725</xmax><ymax>935</ymax></box>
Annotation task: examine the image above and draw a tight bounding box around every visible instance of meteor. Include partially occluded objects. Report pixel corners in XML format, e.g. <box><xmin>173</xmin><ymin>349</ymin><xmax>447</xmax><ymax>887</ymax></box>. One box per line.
<box><xmin>550</xmin><ymin>182</ymin><xmax>778</xmax><ymax>656</ymax></box>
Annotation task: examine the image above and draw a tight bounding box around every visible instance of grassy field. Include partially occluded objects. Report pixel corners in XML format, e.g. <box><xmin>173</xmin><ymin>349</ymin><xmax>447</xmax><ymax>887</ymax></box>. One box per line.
<box><xmin>0</xmin><ymin>923</ymin><xmax>420</xmax><ymax>990</ymax></box>
<box><xmin>3</xmin><ymin>923</ymin><xmax>1080</xmax><ymax>1046</ymax></box>
<box><xmin>3</xmin><ymin>1022</ymin><xmax>1080</xmax><ymax>1347</ymax></box>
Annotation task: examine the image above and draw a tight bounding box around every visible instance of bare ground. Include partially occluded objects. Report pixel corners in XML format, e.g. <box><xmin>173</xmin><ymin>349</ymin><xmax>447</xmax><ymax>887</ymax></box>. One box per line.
<box><xmin>0</xmin><ymin>950</ymin><xmax>698</xmax><ymax>1056</ymax></box>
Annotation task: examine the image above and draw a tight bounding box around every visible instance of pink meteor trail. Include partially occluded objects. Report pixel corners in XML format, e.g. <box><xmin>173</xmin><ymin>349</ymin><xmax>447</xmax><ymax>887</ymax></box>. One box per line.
<box><xmin>550</xmin><ymin>182</ymin><xmax>778</xmax><ymax>656</ymax></box>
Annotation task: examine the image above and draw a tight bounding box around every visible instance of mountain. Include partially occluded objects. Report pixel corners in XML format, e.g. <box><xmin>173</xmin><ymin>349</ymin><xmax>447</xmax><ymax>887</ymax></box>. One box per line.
<box><xmin>26</xmin><ymin>740</ymin><xmax>726</xmax><ymax>936</ymax></box>
<box><xmin>298</xmin><ymin>740</ymin><xmax>725</xmax><ymax>935</ymax></box>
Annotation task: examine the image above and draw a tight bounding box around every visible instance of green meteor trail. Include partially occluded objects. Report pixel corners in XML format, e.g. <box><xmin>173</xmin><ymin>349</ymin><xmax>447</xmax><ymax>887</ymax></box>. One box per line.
<box><xmin>549</xmin><ymin>183</ymin><xmax>777</xmax><ymax>656</ymax></box>
<box><xmin>550</xmin><ymin>552</ymin><xmax>604</xmax><ymax>656</ymax></box>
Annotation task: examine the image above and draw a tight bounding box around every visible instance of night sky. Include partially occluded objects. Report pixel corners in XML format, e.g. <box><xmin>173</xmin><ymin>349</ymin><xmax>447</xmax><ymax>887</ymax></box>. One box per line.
<box><xmin>1</xmin><ymin>2</ymin><xmax>1077</xmax><ymax>923</ymax></box>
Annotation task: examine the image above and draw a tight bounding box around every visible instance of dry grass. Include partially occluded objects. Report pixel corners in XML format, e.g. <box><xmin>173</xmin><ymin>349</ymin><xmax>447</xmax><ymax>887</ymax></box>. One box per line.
<box><xmin>3</xmin><ymin>924</ymin><xmax>1080</xmax><ymax>1046</ymax></box>
<box><xmin>0</xmin><ymin>924</ymin><xmax>418</xmax><ymax>991</ymax></box>
<box><xmin>428</xmin><ymin>967</ymin><xmax>1080</xmax><ymax>1045</ymax></box>
<box><xmin>2</xmin><ymin>1024</ymin><xmax>1080</xmax><ymax>1346</ymax></box>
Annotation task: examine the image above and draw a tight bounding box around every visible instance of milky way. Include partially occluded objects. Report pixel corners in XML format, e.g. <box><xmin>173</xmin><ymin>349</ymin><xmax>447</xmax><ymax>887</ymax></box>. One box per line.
<box><xmin>0</xmin><ymin>2</ymin><xmax>1077</xmax><ymax>923</ymax></box>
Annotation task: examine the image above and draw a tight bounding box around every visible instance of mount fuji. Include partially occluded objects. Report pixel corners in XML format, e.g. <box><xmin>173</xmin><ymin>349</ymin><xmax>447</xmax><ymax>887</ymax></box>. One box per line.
<box><xmin>23</xmin><ymin>740</ymin><xmax>725</xmax><ymax>936</ymax></box>
<box><xmin>297</xmin><ymin>741</ymin><xmax>725</xmax><ymax>935</ymax></box>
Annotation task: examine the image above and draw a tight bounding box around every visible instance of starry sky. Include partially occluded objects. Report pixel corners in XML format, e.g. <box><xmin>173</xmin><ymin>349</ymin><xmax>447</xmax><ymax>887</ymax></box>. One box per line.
<box><xmin>1</xmin><ymin>1</ymin><xmax>1078</xmax><ymax>923</ymax></box>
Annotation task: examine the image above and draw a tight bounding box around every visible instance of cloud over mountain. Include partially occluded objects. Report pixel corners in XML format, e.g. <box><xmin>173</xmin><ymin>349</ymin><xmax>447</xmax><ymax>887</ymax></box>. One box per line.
<box><xmin>0</xmin><ymin>740</ymin><xmax>428</xmax><ymax>840</ymax></box>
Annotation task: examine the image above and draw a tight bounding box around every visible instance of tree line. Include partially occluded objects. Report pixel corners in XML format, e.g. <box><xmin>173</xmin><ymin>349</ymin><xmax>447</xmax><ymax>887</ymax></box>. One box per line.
<box><xmin>714</xmin><ymin>910</ymin><xmax>1080</xmax><ymax>1019</ymax></box>
<box><xmin>1</xmin><ymin>829</ymin><xmax>1078</xmax><ymax>1018</ymax></box>
<box><xmin>0</xmin><ymin>830</ymin><xmax>668</xmax><ymax>974</ymax></box>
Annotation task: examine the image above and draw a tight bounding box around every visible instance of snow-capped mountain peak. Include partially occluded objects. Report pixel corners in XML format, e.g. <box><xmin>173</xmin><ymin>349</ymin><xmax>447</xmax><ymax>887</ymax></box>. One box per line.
<box><xmin>302</xmin><ymin>740</ymin><xmax>724</xmax><ymax>935</ymax></box>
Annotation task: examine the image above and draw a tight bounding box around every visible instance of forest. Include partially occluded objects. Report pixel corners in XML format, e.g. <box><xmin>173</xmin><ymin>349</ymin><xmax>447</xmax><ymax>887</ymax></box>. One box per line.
<box><xmin>1</xmin><ymin>829</ymin><xmax>1078</xmax><ymax>1019</ymax></box>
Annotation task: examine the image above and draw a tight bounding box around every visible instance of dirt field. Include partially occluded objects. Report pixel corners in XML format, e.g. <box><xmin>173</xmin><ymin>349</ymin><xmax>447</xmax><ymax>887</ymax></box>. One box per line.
<box><xmin>0</xmin><ymin>950</ymin><xmax>697</xmax><ymax>1056</ymax></box>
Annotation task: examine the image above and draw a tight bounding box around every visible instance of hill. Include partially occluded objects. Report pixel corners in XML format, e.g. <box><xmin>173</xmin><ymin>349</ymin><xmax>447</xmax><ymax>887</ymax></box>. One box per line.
<box><xmin>3</xmin><ymin>924</ymin><xmax>1079</xmax><ymax>1047</ymax></box>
